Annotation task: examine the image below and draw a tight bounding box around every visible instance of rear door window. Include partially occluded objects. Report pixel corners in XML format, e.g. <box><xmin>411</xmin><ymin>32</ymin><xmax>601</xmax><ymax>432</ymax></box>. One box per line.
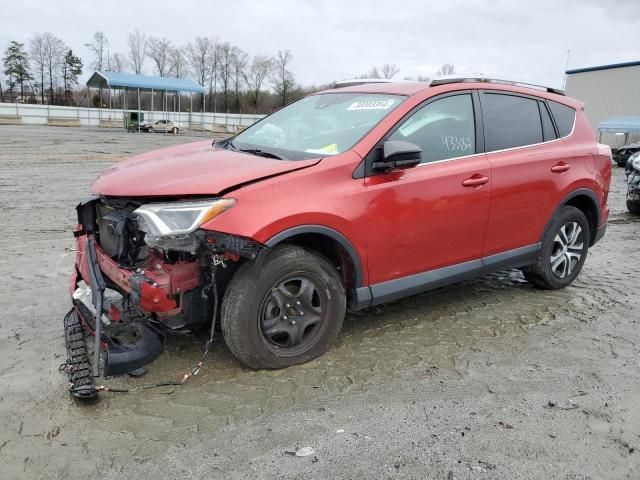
<box><xmin>548</xmin><ymin>101</ymin><xmax>576</xmax><ymax>137</ymax></box>
<box><xmin>482</xmin><ymin>93</ymin><xmax>543</xmax><ymax>151</ymax></box>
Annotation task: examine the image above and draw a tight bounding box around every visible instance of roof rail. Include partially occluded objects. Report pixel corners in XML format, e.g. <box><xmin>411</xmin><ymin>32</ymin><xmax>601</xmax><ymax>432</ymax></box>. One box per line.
<box><xmin>333</xmin><ymin>78</ymin><xmax>413</xmax><ymax>89</ymax></box>
<box><xmin>430</xmin><ymin>75</ymin><xmax>565</xmax><ymax>96</ymax></box>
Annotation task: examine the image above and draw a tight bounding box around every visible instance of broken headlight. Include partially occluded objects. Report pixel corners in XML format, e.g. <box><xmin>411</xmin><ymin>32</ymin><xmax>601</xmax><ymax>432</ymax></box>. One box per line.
<box><xmin>134</xmin><ymin>198</ymin><xmax>235</xmax><ymax>252</ymax></box>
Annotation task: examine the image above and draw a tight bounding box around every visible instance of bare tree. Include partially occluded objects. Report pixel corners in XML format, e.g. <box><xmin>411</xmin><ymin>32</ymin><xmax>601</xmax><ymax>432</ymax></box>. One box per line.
<box><xmin>232</xmin><ymin>47</ymin><xmax>248</xmax><ymax>113</ymax></box>
<box><xmin>127</xmin><ymin>29</ymin><xmax>146</xmax><ymax>74</ymax></box>
<box><xmin>243</xmin><ymin>55</ymin><xmax>273</xmax><ymax>112</ymax></box>
<box><xmin>436</xmin><ymin>63</ymin><xmax>455</xmax><ymax>76</ymax></box>
<box><xmin>381</xmin><ymin>63</ymin><xmax>400</xmax><ymax>79</ymax></box>
<box><xmin>109</xmin><ymin>53</ymin><xmax>126</xmax><ymax>72</ymax></box>
<box><xmin>146</xmin><ymin>36</ymin><xmax>172</xmax><ymax>76</ymax></box>
<box><xmin>187</xmin><ymin>36</ymin><xmax>211</xmax><ymax>109</ymax></box>
<box><xmin>358</xmin><ymin>66</ymin><xmax>381</xmax><ymax>79</ymax></box>
<box><xmin>30</xmin><ymin>34</ymin><xmax>47</xmax><ymax>104</ymax></box>
<box><xmin>43</xmin><ymin>34</ymin><xmax>66</xmax><ymax>104</ymax></box>
<box><xmin>216</xmin><ymin>42</ymin><xmax>234</xmax><ymax>112</ymax></box>
<box><xmin>271</xmin><ymin>49</ymin><xmax>295</xmax><ymax>107</ymax></box>
<box><xmin>169</xmin><ymin>47</ymin><xmax>188</xmax><ymax>78</ymax></box>
<box><xmin>207</xmin><ymin>39</ymin><xmax>221</xmax><ymax>112</ymax></box>
<box><xmin>85</xmin><ymin>31</ymin><xmax>109</xmax><ymax>71</ymax></box>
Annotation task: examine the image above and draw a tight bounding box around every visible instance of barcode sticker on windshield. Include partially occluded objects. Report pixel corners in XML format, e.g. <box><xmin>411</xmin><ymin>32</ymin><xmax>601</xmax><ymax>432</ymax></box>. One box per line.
<box><xmin>347</xmin><ymin>99</ymin><xmax>395</xmax><ymax>111</ymax></box>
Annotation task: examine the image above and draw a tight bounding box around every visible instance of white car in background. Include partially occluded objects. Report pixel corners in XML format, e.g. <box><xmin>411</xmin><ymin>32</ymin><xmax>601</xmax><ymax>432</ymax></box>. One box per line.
<box><xmin>142</xmin><ymin>119</ymin><xmax>182</xmax><ymax>134</ymax></box>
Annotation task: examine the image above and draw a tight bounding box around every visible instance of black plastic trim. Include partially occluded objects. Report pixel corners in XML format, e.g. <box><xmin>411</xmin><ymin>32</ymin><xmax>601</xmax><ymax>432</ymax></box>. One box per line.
<box><xmin>103</xmin><ymin>322</ymin><xmax>165</xmax><ymax>377</ymax></box>
<box><xmin>593</xmin><ymin>224</ymin><xmax>607</xmax><ymax>245</ymax></box>
<box><xmin>545</xmin><ymin>188</ymin><xmax>602</xmax><ymax>246</ymax></box>
<box><xmin>264</xmin><ymin>225</ymin><xmax>365</xmax><ymax>288</ymax></box>
<box><xmin>365</xmin><ymin>244</ymin><xmax>540</xmax><ymax>307</ymax></box>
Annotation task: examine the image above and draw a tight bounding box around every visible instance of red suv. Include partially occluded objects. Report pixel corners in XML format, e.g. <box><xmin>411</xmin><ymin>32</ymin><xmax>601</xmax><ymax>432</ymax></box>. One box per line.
<box><xmin>66</xmin><ymin>77</ymin><xmax>611</xmax><ymax>396</ymax></box>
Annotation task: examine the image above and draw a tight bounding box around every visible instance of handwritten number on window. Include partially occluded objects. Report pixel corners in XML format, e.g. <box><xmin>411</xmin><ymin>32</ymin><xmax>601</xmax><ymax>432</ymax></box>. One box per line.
<box><xmin>441</xmin><ymin>135</ymin><xmax>472</xmax><ymax>152</ymax></box>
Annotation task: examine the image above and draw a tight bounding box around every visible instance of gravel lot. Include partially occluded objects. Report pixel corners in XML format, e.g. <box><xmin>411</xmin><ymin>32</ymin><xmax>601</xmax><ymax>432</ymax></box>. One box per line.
<box><xmin>0</xmin><ymin>125</ymin><xmax>639</xmax><ymax>480</ymax></box>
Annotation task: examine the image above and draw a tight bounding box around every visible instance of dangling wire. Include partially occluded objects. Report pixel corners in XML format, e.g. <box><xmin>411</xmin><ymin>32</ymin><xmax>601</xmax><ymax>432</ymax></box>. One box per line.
<box><xmin>66</xmin><ymin>268</ymin><xmax>219</xmax><ymax>396</ymax></box>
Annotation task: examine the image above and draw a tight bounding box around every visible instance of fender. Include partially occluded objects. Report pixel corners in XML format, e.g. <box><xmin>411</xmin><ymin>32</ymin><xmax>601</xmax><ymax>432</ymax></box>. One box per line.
<box><xmin>264</xmin><ymin>224</ymin><xmax>366</xmax><ymax>289</ymax></box>
<box><xmin>542</xmin><ymin>188</ymin><xmax>601</xmax><ymax>244</ymax></box>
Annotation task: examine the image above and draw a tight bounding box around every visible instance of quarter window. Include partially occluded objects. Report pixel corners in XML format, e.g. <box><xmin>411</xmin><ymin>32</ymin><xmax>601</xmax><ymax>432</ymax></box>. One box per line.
<box><xmin>483</xmin><ymin>93</ymin><xmax>543</xmax><ymax>151</ymax></box>
<box><xmin>548</xmin><ymin>101</ymin><xmax>576</xmax><ymax>137</ymax></box>
<box><xmin>388</xmin><ymin>94</ymin><xmax>476</xmax><ymax>164</ymax></box>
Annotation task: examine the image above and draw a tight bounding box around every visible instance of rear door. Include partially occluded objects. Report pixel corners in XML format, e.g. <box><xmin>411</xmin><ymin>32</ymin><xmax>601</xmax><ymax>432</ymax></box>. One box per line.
<box><xmin>364</xmin><ymin>91</ymin><xmax>492</xmax><ymax>284</ymax></box>
<box><xmin>480</xmin><ymin>91</ymin><xmax>567</xmax><ymax>256</ymax></box>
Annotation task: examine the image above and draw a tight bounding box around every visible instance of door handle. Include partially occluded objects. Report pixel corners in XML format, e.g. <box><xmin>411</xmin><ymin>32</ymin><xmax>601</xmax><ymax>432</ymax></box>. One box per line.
<box><xmin>462</xmin><ymin>175</ymin><xmax>490</xmax><ymax>187</ymax></box>
<box><xmin>551</xmin><ymin>162</ymin><xmax>570</xmax><ymax>173</ymax></box>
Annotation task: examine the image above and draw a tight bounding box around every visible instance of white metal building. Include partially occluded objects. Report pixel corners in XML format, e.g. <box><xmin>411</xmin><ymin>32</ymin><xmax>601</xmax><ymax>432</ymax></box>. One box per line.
<box><xmin>565</xmin><ymin>61</ymin><xmax>640</xmax><ymax>147</ymax></box>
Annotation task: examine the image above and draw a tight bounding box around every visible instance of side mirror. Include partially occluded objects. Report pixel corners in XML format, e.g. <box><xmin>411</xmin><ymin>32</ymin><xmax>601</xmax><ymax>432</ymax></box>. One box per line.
<box><xmin>372</xmin><ymin>140</ymin><xmax>422</xmax><ymax>171</ymax></box>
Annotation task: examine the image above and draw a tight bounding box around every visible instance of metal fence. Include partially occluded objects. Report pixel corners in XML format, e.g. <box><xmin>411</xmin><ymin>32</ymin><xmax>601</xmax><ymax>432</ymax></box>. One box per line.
<box><xmin>0</xmin><ymin>102</ymin><xmax>265</xmax><ymax>132</ymax></box>
<box><xmin>599</xmin><ymin>131</ymin><xmax>640</xmax><ymax>149</ymax></box>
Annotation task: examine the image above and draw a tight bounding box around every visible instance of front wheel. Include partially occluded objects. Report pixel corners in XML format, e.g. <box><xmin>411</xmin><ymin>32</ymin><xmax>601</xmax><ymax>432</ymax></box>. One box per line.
<box><xmin>221</xmin><ymin>245</ymin><xmax>346</xmax><ymax>369</ymax></box>
<box><xmin>524</xmin><ymin>206</ymin><xmax>590</xmax><ymax>290</ymax></box>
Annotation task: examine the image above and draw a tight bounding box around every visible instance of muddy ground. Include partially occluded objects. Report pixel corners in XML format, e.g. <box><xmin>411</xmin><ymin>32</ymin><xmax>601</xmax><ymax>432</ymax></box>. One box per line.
<box><xmin>0</xmin><ymin>125</ymin><xmax>639</xmax><ymax>480</ymax></box>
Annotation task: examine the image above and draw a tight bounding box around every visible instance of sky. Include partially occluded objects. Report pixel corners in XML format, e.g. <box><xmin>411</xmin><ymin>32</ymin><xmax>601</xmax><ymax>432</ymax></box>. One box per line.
<box><xmin>1</xmin><ymin>0</ymin><xmax>637</xmax><ymax>90</ymax></box>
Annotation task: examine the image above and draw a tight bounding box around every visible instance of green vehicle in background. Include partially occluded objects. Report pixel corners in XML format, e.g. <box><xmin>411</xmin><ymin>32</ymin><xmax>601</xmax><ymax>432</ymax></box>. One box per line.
<box><xmin>123</xmin><ymin>111</ymin><xmax>145</xmax><ymax>131</ymax></box>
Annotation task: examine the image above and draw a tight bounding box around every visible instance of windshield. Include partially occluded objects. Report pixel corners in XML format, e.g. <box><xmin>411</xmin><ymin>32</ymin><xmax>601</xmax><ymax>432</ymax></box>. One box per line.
<box><xmin>231</xmin><ymin>93</ymin><xmax>406</xmax><ymax>160</ymax></box>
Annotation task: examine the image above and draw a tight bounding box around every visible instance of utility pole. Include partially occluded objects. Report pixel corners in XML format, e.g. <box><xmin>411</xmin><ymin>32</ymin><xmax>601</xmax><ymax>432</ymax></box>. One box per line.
<box><xmin>563</xmin><ymin>49</ymin><xmax>571</xmax><ymax>90</ymax></box>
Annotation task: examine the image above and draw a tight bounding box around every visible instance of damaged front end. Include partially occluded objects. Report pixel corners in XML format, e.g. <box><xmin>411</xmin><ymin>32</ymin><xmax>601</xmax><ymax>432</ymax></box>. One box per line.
<box><xmin>64</xmin><ymin>195</ymin><xmax>261</xmax><ymax>398</ymax></box>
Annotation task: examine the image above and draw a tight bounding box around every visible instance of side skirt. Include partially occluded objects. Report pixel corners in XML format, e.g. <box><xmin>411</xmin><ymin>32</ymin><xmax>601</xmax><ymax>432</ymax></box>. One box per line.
<box><xmin>353</xmin><ymin>244</ymin><xmax>540</xmax><ymax>308</ymax></box>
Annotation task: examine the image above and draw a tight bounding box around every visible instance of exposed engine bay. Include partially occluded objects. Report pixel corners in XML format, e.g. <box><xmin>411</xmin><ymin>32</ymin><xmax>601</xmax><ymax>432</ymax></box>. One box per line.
<box><xmin>65</xmin><ymin>195</ymin><xmax>262</xmax><ymax>398</ymax></box>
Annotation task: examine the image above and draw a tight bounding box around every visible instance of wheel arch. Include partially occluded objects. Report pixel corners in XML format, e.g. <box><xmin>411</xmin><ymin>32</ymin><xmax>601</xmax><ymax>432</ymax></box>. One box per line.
<box><xmin>549</xmin><ymin>188</ymin><xmax>600</xmax><ymax>246</ymax></box>
<box><xmin>264</xmin><ymin>225</ymin><xmax>365</xmax><ymax>291</ymax></box>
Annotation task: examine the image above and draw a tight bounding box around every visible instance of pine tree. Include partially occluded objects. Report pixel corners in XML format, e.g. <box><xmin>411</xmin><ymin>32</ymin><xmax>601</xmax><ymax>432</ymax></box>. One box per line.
<box><xmin>3</xmin><ymin>41</ymin><xmax>33</xmax><ymax>102</ymax></box>
<box><xmin>62</xmin><ymin>49</ymin><xmax>83</xmax><ymax>105</ymax></box>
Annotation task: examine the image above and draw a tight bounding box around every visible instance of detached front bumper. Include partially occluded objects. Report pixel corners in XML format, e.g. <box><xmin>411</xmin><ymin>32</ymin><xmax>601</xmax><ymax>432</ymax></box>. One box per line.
<box><xmin>68</xmin><ymin>232</ymin><xmax>200</xmax><ymax>382</ymax></box>
<box><xmin>71</xmin><ymin>233</ymin><xmax>199</xmax><ymax>316</ymax></box>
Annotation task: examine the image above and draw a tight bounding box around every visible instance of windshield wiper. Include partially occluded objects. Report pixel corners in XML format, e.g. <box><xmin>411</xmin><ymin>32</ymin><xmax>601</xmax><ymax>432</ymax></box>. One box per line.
<box><xmin>237</xmin><ymin>148</ymin><xmax>286</xmax><ymax>160</ymax></box>
<box><xmin>224</xmin><ymin>139</ymin><xmax>286</xmax><ymax>160</ymax></box>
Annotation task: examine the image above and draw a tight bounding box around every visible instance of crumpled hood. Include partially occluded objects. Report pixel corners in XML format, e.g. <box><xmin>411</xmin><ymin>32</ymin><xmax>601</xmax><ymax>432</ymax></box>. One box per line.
<box><xmin>92</xmin><ymin>140</ymin><xmax>320</xmax><ymax>197</ymax></box>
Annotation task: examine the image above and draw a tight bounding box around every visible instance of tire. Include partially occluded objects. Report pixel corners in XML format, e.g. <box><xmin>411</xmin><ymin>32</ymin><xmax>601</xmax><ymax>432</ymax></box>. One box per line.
<box><xmin>148</xmin><ymin>127</ymin><xmax>154</xmax><ymax>133</ymax></box>
<box><xmin>221</xmin><ymin>245</ymin><xmax>346</xmax><ymax>369</ymax></box>
<box><xmin>524</xmin><ymin>205</ymin><xmax>590</xmax><ymax>290</ymax></box>
<box><xmin>171</xmin><ymin>127</ymin><xmax>178</xmax><ymax>134</ymax></box>
<box><xmin>627</xmin><ymin>200</ymin><xmax>640</xmax><ymax>215</ymax></box>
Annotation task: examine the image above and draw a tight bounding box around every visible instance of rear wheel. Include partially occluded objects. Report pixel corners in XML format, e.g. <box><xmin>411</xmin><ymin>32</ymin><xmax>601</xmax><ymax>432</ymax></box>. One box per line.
<box><xmin>171</xmin><ymin>127</ymin><xmax>178</xmax><ymax>134</ymax></box>
<box><xmin>221</xmin><ymin>245</ymin><xmax>346</xmax><ymax>369</ymax></box>
<box><xmin>524</xmin><ymin>206</ymin><xmax>590</xmax><ymax>289</ymax></box>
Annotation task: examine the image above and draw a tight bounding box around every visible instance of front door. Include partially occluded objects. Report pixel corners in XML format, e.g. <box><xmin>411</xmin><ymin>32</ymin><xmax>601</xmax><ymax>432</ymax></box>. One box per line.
<box><xmin>364</xmin><ymin>92</ymin><xmax>492</xmax><ymax>286</ymax></box>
